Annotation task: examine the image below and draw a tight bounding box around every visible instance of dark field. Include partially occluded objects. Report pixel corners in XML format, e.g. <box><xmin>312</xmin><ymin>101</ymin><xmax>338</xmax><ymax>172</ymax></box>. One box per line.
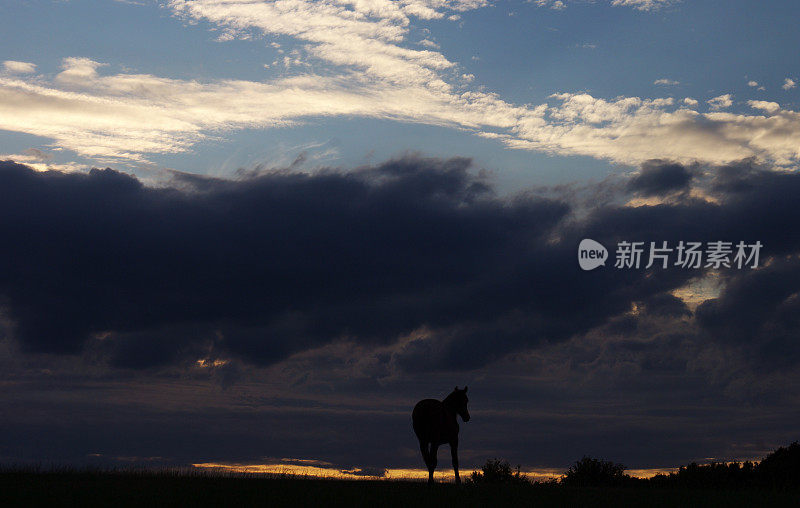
<box><xmin>1</xmin><ymin>470</ymin><xmax>799</xmax><ymax>508</ymax></box>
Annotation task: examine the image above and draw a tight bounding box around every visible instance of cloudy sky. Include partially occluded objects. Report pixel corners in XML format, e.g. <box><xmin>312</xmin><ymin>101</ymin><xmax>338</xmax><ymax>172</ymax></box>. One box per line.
<box><xmin>1</xmin><ymin>0</ymin><xmax>800</xmax><ymax>478</ymax></box>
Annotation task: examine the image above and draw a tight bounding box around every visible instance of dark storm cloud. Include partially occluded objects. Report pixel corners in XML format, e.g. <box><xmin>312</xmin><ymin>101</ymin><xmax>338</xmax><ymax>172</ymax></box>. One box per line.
<box><xmin>0</xmin><ymin>158</ymin><xmax>572</xmax><ymax>368</ymax></box>
<box><xmin>5</xmin><ymin>157</ymin><xmax>800</xmax><ymax>474</ymax></box>
<box><xmin>1</xmin><ymin>156</ymin><xmax>799</xmax><ymax>373</ymax></box>
<box><xmin>641</xmin><ymin>293</ymin><xmax>692</xmax><ymax>318</ymax></box>
<box><xmin>696</xmin><ymin>259</ymin><xmax>800</xmax><ymax>369</ymax></box>
<box><xmin>627</xmin><ymin>159</ymin><xmax>693</xmax><ymax>196</ymax></box>
<box><xmin>582</xmin><ymin>157</ymin><xmax>800</xmax><ymax>369</ymax></box>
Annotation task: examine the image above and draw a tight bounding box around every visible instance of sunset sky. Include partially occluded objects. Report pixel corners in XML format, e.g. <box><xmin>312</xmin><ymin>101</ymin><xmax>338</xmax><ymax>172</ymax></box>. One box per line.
<box><xmin>1</xmin><ymin>0</ymin><xmax>800</xmax><ymax>478</ymax></box>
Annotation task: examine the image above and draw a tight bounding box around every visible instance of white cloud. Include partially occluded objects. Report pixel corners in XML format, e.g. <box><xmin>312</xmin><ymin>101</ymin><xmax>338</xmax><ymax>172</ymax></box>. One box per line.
<box><xmin>57</xmin><ymin>57</ymin><xmax>107</xmax><ymax>80</ymax></box>
<box><xmin>0</xmin><ymin>56</ymin><xmax>528</xmax><ymax>160</ymax></box>
<box><xmin>610</xmin><ymin>0</ymin><xmax>673</xmax><ymax>10</ymax></box>
<box><xmin>748</xmin><ymin>100</ymin><xmax>780</xmax><ymax>114</ymax></box>
<box><xmin>654</xmin><ymin>78</ymin><xmax>679</xmax><ymax>85</ymax></box>
<box><xmin>533</xmin><ymin>0</ymin><xmax>566</xmax><ymax>9</ymax></box>
<box><xmin>507</xmin><ymin>93</ymin><xmax>800</xmax><ymax>166</ymax></box>
<box><xmin>2</xmin><ymin>1</ymin><xmax>800</xmax><ymax>170</ymax></box>
<box><xmin>783</xmin><ymin>78</ymin><xmax>797</xmax><ymax>90</ymax></box>
<box><xmin>707</xmin><ymin>94</ymin><xmax>733</xmax><ymax>110</ymax></box>
<box><xmin>4</xmin><ymin>61</ymin><xmax>800</xmax><ymax>167</ymax></box>
<box><xmin>3</xmin><ymin>60</ymin><xmax>36</xmax><ymax>74</ymax></box>
<box><xmin>167</xmin><ymin>0</ymin><xmax>479</xmax><ymax>90</ymax></box>
<box><xmin>0</xmin><ymin>151</ymin><xmax>84</xmax><ymax>172</ymax></box>
<box><xmin>533</xmin><ymin>0</ymin><xmax>671</xmax><ymax>9</ymax></box>
<box><xmin>747</xmin><ymin>80</ymin><xmax>759</xmax><ymax>87</ymax></box>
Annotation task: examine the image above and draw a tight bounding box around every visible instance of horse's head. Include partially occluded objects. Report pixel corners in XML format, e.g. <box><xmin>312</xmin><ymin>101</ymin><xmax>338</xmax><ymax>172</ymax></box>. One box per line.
<box><xmin>449</xmin><ymin>386</ymin><xmax>470</xmax><ymax>422</ymax></box>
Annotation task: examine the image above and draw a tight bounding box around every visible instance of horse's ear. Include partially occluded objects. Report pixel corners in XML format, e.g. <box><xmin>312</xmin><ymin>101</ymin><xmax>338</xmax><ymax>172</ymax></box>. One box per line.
<box><xmin>454</xmin><ymin>386</ymin><xmax>458</xmax><ymax>392</ymax></box>
<box><xmin>463</xmin><ymin>386</ymin><xmax>468</xmax><ymax>393</ymax></box>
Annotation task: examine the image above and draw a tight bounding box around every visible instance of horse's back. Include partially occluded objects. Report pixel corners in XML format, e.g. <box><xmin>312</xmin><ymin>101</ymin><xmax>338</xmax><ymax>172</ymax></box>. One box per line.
<box><xmin>412</xmin><ymin>399</ymin><xmax>446</xmax><ymax>442</ymax></box>
<box><xmin>413</xmin><ymin>399</ymin><xmax>441</xmax><ymax>418</ymax></box>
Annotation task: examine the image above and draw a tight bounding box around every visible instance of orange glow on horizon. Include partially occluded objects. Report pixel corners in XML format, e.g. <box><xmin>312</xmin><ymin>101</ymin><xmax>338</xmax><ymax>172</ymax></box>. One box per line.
<box><xmin>191</xmin><ymin>462</ymin><xmax>676</xmax><ymax>481</ymax></box>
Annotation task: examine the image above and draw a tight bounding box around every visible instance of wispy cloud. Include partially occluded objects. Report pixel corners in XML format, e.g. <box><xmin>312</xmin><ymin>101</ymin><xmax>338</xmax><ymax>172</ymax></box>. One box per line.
<box><xmin>533</xmin><ymin>0</ymin><xmax>566</xmax><ymax>10</ymax></box>
<box><xmin>783</xmin><ymin>78</ymin><xmax>797</xmax><ymax>90</ymax></box>
<box><xmin>0</xmin><ymin>56</ymin><xmax>527</xmax><ymax>161</ymax></box>
<box><xmin>610</xmin><ymin>0</ymin><xmax>674</xmax><ymax>10</ymax></box>
<box><xmin>2</xmin><ymin>60</ymin><xmax>36</xmax><ymax>74</ymax></box>
<box><xmin>506</xmin><ymin>93</ymin><xmax>800</xmax><ymax>166</ymax></box>
<box><xmin>654</xmin><ymin>78</ymin><xmax>679</xmax><ymax>85</ymax></box>
<box><xmin>168</xmin><ymin>0</ymin><xmax>476</xmax><ymax>88</ymax></box>
<box><xmin>1</xmin><ymin>0</ymin><xmax>800</xmax><ymax>168</ymax></box>
<box><xmin>4</xmin><ymin>59</ymin><xmax>800</xmax><ymax>166</ymax></box>
<box><xmin>0</xmin><ymin>149</ymin><xmax>83</xmax><ymax>172</ymax></box>
<box><xmin>533</xmin><ymin>0</ymin><xmax>673</xmax><ymax>10</ymax></box>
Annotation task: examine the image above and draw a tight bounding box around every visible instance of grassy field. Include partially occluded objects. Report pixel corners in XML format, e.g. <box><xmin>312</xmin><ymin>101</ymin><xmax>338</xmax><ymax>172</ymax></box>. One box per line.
<box><xmin>1</xmin><ymin>470</ymin><xmax>799</xmax><ymax>507</ymax></box>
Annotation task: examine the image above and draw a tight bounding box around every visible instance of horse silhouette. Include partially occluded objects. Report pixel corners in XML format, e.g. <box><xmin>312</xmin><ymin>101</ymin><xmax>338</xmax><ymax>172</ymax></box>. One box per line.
<box><xmin>412</xmin><ymin>386</ymin><xmax>470</xmax><ymax>484</ymax></box>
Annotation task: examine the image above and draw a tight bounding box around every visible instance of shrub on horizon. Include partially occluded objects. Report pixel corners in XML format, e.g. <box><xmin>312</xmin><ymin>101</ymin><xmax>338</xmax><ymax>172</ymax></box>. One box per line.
<box><xmin>562</xmin><ymin>456</ymin><xmax>627</xmax><ymax>488</ymax></box>
<box><xmin>469</xmin><ymin>459</ymin><xmax>529</xmax><ymax>485</ymax></box>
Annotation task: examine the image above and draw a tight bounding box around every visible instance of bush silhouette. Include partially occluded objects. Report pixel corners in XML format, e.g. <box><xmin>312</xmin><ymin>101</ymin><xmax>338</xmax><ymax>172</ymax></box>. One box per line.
<box><xmin>562</xmin><ymin>456</ymin><xmax>626</xmax><ymax>487</ymax></box>
<box><xmin>465</xmin><ymin>443</ymin><xmax>800</xmax><ymax>491</ymax></box>
<box><xmin>643</xmin><ymin>442</ymin><xmax>800</xmax><ymax>490</ymax></box>
<box><xmin>469</xmin><ymin>459</ymin><xmax>529</xmax><ymax>485</ymax></box>
<box><xmin>666</xmin><ymin>460</ymin><xmax>758</xmax><ymax>490</ymax></box>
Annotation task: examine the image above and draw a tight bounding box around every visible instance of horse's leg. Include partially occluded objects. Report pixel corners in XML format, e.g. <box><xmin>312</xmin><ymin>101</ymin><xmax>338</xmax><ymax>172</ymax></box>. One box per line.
<box><xmin>428</xmin><ymin>443</ymin><xmax>439</xmax><ymax>484</ymax></box>
<box><xmin>450</xmin><ymin>440</ymin><xmax>460</xmax><ymax>485</ymax></box>
<box><xmin>419</xmin><ymin>440</ymin><xmax>430</xmax><ymax>469</ymax></box>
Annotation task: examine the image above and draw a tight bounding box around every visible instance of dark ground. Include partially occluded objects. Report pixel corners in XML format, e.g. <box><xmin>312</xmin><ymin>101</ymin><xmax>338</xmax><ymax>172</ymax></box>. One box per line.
<box><xmin>1</xmin><ymin>470</ymin><xmax>799</xmax><ymax>507</ymax></box>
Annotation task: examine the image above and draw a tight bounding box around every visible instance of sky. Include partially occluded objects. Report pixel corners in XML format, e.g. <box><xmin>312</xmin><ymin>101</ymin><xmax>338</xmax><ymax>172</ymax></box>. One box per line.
<box><xmin>1</xmin><ymin>0</ymin><xmax>800</xmax><ymax>479</ymax></box>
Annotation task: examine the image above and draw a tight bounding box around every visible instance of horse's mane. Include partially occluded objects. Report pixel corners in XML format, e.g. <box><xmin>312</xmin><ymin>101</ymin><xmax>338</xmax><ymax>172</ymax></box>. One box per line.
<box><xmin>442</xmin><ymin>390</ymin><xmax>460</xmax><ymax>408</ymax></box>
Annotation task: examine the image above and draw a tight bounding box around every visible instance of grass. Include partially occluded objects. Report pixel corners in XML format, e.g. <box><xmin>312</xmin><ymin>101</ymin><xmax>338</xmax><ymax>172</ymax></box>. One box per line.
<box><xmin>1</xmin><ymin>468</ymin><xmax>800</xmax><ymax>507</ymax></box>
